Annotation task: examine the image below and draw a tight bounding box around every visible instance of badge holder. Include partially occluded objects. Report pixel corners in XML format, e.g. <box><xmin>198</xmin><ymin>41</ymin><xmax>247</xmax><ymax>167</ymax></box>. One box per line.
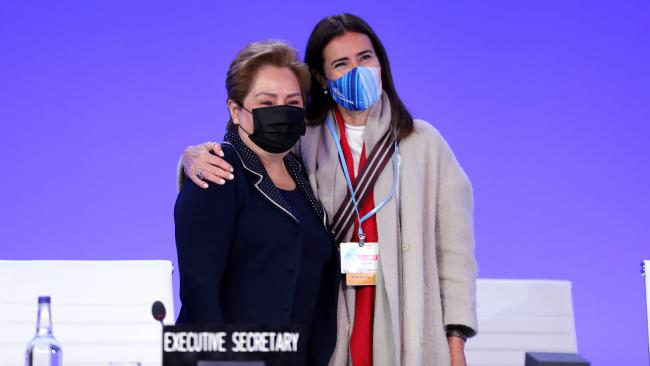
<box><xmin>340</xmin><ymin>234</ymin><xmax>378</xmax><ymax>286</ymax></box>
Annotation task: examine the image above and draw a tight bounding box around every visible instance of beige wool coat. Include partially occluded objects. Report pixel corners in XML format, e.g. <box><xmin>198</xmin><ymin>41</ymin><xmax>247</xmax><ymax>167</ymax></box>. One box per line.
<box><xmin>296</xmin><ymin>94</ymin><xmax>478</xmax><ymax>366</ymax></box>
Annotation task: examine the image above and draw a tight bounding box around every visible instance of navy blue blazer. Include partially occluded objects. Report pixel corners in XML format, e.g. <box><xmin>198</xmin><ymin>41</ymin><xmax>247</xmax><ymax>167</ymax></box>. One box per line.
<box><xmin>174</xmin><ymin>128</ymin><xmax>339</xmax><ymax>365</ymax></box>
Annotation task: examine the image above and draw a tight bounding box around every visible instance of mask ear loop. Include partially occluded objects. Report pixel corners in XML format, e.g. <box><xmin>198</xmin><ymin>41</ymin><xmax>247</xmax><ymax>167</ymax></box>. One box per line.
<box><xmin>235</xmin><ymin>103</ymin><xmax>254</xmax><ymax>135</ymax></box>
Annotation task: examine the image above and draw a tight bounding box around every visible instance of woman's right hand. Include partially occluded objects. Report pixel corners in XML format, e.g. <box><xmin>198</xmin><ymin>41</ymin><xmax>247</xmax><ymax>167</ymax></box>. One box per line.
<box><xmin>182</xmin><ymin>141</ymin><xmax>235</xmax><ymax>188</ymax></box>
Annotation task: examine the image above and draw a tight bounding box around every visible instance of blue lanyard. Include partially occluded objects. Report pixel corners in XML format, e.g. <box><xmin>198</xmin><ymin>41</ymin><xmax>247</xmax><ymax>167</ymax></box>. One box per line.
<box><xmin>326</xmin><ymin>116</ymin><xmax>399</xmax><ymax>245</ymax></box>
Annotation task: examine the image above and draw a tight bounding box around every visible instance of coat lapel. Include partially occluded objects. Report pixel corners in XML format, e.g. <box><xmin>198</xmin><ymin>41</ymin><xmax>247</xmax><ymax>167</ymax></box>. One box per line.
<box><xmin>374</xmin><ymin>144</ymin><xmax>402</xmax><ymax>362</ymax></box>
<box><xmin>224</xmin><ymin>128</ymin><xmax>326</xmax><ymax>226</ymax></box>
<box><xmin>284</xmin><ymin>153</ymin><xmax>327</xmax><ymax>225</ymax></box>
<box><xmin>363</xmin><ymin>93</ymin><xmax>392</xmax><ymax>154</ymax></box>
<box><xmin>314</xmin><ymin>112</ymin><xmax>348</xmax><ymax>226</ymax></box>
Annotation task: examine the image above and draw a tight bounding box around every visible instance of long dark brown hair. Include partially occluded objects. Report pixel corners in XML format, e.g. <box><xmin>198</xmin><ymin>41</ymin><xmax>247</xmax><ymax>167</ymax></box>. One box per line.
<box><xmin>304</xmin><ymin>13</ymin><xmax>414</xmax><ymax>140</ymax></box>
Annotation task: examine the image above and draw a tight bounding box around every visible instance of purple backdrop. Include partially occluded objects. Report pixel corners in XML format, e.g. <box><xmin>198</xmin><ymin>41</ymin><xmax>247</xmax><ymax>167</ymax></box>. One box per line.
<box><xmin>1</xmin><ymin>1</ymin><xmax>649</xmax><ymax>364</ymax></box>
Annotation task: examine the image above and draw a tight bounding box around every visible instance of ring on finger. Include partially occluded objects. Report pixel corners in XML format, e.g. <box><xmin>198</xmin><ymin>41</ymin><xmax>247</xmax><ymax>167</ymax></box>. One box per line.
<box><xmin>196</xmin><ymin>168</ymin><xmax>205</xmax><ymax>180</ymax></box>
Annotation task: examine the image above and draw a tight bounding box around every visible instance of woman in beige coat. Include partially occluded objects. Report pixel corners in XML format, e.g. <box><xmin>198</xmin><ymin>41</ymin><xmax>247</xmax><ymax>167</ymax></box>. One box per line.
<box><xmin>180</xmin><ymin>13</ymin><xmax>477</xmax><ymax>366</ymax></box>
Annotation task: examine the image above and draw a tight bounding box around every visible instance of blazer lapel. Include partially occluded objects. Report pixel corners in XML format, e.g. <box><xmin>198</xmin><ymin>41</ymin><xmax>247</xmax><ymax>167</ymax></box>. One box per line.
<box><xmin>284</xmin><ymin>153</ymin><xmax>327</xmax><ymax>226</ymax></box>
<box><xmin>224</xmin><ymin>128</ymin><xmax>328</xmax><ymax>227</ymax></box>
<box><xmin>224</xmin><ymin>129</ymin><xmax>298</xmax><ymax>223</ymax></box>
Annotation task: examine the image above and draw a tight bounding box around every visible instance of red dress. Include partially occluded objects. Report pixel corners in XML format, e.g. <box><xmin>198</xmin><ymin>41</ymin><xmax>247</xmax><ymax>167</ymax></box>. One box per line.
<box><xmin>334</xmin><ymin>108</ymin><xmax>378</xmax><ymax>366</ymax></box>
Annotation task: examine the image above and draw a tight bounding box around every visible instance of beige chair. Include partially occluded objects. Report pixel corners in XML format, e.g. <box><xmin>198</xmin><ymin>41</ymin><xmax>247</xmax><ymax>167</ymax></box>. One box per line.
<box><xmin>465</xmin><ymin>279</ymin><xmax>579</xmax><ymax>366</ymax></box>
<box><xmin>0</xmin><ymin>260</ymin><xmax>174</xmax><ymax>366</ymax></box>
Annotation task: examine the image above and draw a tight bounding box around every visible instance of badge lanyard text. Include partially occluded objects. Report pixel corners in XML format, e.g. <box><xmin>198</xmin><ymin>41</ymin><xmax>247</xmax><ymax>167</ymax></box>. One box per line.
<box><xmin>325</xmin><ymin>116</ymin><xmax>399</xmax><ymax>246</ymax></box>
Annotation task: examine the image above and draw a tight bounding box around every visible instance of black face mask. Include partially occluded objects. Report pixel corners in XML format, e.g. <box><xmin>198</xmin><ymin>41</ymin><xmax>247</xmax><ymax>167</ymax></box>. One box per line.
<box><xmin>238</xmin><ymin>104</ymin><xmax>306</xmax><ymax>154</ymax></box>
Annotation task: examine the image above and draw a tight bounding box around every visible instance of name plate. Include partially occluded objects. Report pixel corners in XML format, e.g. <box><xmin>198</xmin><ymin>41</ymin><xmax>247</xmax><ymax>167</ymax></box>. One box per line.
<box><xmin>163</xmin><ymin>325</ymin><xmax>301</xmax><ymax>366</ymax></box>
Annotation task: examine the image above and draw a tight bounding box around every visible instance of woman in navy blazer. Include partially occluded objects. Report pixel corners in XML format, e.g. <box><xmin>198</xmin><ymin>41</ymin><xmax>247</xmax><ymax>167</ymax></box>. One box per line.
<box><xmin>174</xmin><ymin>41</ymin><xmax>339</xmax><ymax>366</ymax></box>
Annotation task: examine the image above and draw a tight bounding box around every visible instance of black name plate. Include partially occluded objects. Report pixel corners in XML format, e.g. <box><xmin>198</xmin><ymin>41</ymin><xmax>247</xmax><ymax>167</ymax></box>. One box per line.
<box><xmin>162</xmin><ymin>325</ymin><xmax>301</xmax><ymax>366</ymax></box>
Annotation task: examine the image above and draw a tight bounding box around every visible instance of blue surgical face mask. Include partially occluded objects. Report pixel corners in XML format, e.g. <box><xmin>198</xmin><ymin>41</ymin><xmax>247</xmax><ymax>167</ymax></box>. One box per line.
<box><xmin>327</xmin><ymin>66</ymin><xmax>382</xmax><ymax>111</ymax></box>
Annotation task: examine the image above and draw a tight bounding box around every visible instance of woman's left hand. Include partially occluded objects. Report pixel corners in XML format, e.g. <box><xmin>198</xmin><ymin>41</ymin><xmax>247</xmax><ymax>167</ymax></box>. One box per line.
<box><xmin>448</xmin><ymin>336</ymin><xmax>467</xmax><ymax>366</ymax></box>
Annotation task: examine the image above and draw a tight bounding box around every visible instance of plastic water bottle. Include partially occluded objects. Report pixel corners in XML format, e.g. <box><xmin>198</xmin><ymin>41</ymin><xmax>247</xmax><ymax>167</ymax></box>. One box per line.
<box><xmin>25</xmin><ymin>296</ymin><xmax>62</xmax><ymax>366</ymax></box>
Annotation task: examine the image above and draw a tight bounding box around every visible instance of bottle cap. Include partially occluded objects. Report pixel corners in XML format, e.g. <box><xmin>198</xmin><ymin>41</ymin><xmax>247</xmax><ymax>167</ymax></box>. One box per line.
<box><xmin>38</xmin><ymin>296</ymin><xmax>51</xmax><ymax>304</ymax></box>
